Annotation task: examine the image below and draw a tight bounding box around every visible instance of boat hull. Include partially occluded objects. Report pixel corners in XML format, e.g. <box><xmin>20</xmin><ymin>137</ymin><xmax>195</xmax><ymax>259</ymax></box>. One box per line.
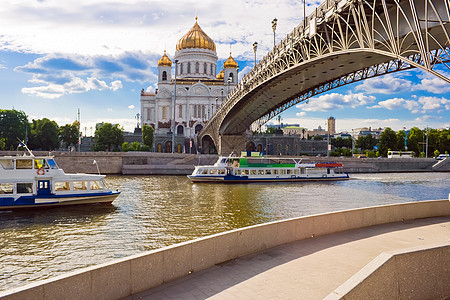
<box><xmin>0</xmin><ymin>192</ymin><xmax>120</xmax><ymax>210</ymax></box>
<box><xmin>187</xmin><ymin>174</ymin><xmax>350</xmax><ymax>183</ymax></box>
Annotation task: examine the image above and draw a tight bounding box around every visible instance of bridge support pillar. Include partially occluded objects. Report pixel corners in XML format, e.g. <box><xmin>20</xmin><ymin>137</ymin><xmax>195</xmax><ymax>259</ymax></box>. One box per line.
<box><xmin>219</xmin><ymin>134</ymin><xmax>247</xmax><ymax>156</ymax></box>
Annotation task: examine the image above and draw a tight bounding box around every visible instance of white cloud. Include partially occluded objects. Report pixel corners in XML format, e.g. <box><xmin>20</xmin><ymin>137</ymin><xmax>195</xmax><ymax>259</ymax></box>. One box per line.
<box><xmin>296</xmin><ymin>111</ymin><xmax>306</xmax><ymax>117</ymax></box>
<box><xmin>355</xmin><ymin>74</ymin><xmax>413</xmax><ymax>94</ymax></box>
<box><xmin>415</xmin><ymin>72</ymin><xmax>450</xmax><ymax>94</ymax></box>
<box><xmin>128</xmin><ymin>105</ymin><xmax>135</xmax><ymax>109</ymax></box>
<box><xmin>419</xmin><ymin>96</ymin><xmax>450</xmax><ymax>112</ymax></box>
<box><xmin>368</xmin><ymin>98</ymin><xmax>420</xmax><ymax>113</ymax></box>
<box><xmin>22</xmin><ymin>76</ymin><xmax>123</xmax><ymax>99</ymax></box>
<box><xmin>296</xmin><ymin>93</ymin><xmax>375</xmax><ymax>112</ymax></box>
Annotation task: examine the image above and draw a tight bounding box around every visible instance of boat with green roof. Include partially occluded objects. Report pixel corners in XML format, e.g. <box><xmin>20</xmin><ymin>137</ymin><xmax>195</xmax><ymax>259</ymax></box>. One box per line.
<box><xmin>187</xmin><ymin>152</ymin><xmax>349</xmax><ymax>183</ymax></box>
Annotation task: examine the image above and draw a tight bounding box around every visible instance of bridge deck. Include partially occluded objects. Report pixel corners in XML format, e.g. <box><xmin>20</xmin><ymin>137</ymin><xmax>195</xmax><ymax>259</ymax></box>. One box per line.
<box><xmin>127</xmin><ymin>216</ymin><xmax>449</xmax><ymax>299</ymax></box>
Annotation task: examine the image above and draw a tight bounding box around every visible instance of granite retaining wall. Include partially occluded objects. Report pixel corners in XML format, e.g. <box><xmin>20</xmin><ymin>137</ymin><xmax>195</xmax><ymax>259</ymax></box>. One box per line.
<box><xmin>0</xmin><ymin>151</ymin><xmax>445</xmax><ymax>174</ymax></box>
<box><xmin>1</xmin><ymin>199</ymin><xmax>449</xmax><ymax>300</ymax></box>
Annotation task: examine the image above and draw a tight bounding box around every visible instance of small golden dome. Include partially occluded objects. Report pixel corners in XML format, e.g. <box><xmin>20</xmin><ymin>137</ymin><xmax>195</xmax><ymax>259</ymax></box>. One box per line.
<box><xmin>223</xmin><ymin>53</ymin><xmax>238</xmax><ymax>68</ymax></box>
<box><xmin>158</xmin><ymin>50</ymin><xmax>172</xmax><ymax>67</ymax></box>
<box><xmin>176</xmin><ymin>17</ymin><xmax>216</xmax><ymax>52</ymax></box>
<box><xmin>216</xmin><ymin>68</ymin><xmax>224</xmax><ymax>80</ymax></box>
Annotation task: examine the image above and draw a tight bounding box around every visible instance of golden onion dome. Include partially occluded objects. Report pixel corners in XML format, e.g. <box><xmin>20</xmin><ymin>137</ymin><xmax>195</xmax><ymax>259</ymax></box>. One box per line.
<box><xmin>216</xmin><ymin>68</ymin><xmax>224</xmax><ymax>80</ymax></box>
<box><xmin>223</xmin><ymin>53</ymin><xmax>238</xmax><ymax>68</ymax></box>
<box><xmin>158</xmin><ymin>50</ymin><xmax>172</xmax><ymax>67</ymax></box>
<box><xmin>176</xmin><ymin>17</ymin><xmax>216</xmax><ymax>52</ymax></box>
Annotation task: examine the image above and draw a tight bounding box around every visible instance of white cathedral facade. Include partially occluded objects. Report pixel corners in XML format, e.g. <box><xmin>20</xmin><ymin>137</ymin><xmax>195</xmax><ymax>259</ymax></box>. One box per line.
<box><xmin>140</xmin><ymin>17</ymin><xmax>238</xmax><ymax>153</ymax></box>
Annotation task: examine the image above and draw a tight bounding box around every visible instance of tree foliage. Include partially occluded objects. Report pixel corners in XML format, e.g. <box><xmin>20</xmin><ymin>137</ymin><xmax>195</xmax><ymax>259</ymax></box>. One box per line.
<box><xmin>406</xmin><ymin>127</ymin><xmax>424</xmax><ymax>155</ymax></box>
<box><xmin>331</xmin><ymin>137</ymin><xmax>352</xmax><ymax>148</ymax></box>
<box><xmin>0</xmin><ymin>109</ymin><xmax>29</xmax><ymax>150</ymax></box>
<box><xmin>356</xmin><ymin>134</ymin><xmax>377</xmax><ymax>151</ymax></box>
<box><xmin>29</xmin><ymin>118</ymin><xmax>60</xmax><ymax>150</ymax></box>
<box><xmin>379</xmin><ymin>127</ymin><xmax>397</xmax><ymax>156</ymax></box>
<box><xmin>59</xmin><ymin>123</ymin><xmax>79</xmax><ymax>149</ymax></box>
<box><xmin>396</xmin><ymin>130</ymin><xmax>406</xmax><ymax>150</ymax></box>
<box><xmin>142</xmin><ymin>124</ymin><xmax>154</xmax><ymax>149</ymax></box>
<box><xmin>93</xmin><ymin>123</ymin><xmax>124</xmax><ymax>151</ymax></box>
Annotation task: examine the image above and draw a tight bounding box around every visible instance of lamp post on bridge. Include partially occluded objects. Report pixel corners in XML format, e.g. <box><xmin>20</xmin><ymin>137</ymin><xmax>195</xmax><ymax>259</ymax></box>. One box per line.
<box><xmin>272</xmin><ymin>18</ymin><xmax>277</xmax><ymax>47</ymax></box>
<box><xmin>252</xmin><ymin>42</ymin><xmax>258</xmax><ymax>67</ymax></box>
<box><xmin>172</xmin><ymin>59</ymin><xmax>178</xmax><ymax>153</ymax></box>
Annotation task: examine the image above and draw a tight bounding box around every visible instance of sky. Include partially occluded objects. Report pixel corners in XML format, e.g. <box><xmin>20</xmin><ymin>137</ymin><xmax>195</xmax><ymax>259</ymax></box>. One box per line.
<box><xmin>0</xmin><ymin>0</ymin><xmax>449</xmax><ymax>135</ymax></box>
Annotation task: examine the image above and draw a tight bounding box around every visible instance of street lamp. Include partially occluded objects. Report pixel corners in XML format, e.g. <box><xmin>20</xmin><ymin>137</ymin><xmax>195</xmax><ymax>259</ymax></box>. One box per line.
<box><xmin>272</xmin><ymin>18</ymin><xmax>278</xmax><ymax>47</ymax></box>
<box><xmin>252</xmin><ymin>42</ymin><xmax>258</xmax><ymax>67</ymax></box>
<box><xmin>172</xmin><ymin>59</ymin><xmax>178</xmax><ymax>153</ymax></box>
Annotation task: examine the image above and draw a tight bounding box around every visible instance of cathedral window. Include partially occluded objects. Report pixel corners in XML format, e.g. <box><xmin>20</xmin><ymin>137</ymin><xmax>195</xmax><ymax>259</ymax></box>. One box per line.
<box><xmin>229</xmin><ymin>73</ymin><xmax>234</xmax><ymax>83</ymax></box>
<box><xmin>162</xmin><ymin>106</ymin><xmax>168</xmax><ymax>120</ymax></box>
<box><xmin>204</xmin><ymin>62</ymin><xmax>207</xmax><ymax>74</ymax></box>
<box><xmin>162</xmin><ymin>71</ymin><xmax>167</xmax><ymax>81</ymax></box>
<box><xmin>196</xmin><ymin>62</ymin><xmax>199</xmax><ymax>73</ymax></box>
<box><xmin>180</xmin><ymin>63</ymin><xmax>183</xmax><ymax>74</ymax></box>
<box><xmin>178</xmin><ymin>105</ymin><xmax>183</xmax><ymax>118</ymax></box>
<box><xmin>210</xmin><ymin>64</ymin><xmax>213</xmax><ymax>75</ymax></box>
<box><xmin>202</xmin><ymin>105</ymin><xmax>205</xmax><ymax>118</ymax></box>
<box><xmin>187</xmin><ymin>62</ymin><xmax>191</xmax><ymax>73</ymax></box>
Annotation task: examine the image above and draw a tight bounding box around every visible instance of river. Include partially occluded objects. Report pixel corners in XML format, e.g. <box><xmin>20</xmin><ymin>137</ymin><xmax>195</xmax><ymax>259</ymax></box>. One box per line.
<box><xmin>0</xmin><ymin>172</ymin><xmax>449</xmax><ymax>291</ymax></box>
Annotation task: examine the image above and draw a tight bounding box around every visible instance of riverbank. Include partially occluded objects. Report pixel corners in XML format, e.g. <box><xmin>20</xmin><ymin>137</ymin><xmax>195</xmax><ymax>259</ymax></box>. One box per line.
<box><xmin>0</xmin><ymin>151</ymin><xmax>448</xmax><ymax>174</ymax></box>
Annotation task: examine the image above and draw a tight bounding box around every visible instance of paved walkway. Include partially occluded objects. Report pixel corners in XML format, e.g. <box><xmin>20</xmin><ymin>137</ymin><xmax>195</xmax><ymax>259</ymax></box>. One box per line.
<box><xmin>126</xmin><ymin>217</ymin><xmax>450</xmax><ymax>300</ymax></box>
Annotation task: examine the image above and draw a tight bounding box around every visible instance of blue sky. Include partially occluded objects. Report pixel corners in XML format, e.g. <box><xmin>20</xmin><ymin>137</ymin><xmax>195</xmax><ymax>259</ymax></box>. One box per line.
<box><xmin>0</xmin><ymin>0</ymin><xmax>449</xmax><ymax>134</ymax></box>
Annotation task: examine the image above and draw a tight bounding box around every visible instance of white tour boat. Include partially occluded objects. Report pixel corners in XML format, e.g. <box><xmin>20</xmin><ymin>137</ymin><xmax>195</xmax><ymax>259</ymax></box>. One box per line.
<box><xmin>188</xmin><ymin>152</ymin><xmax>349</xmax><ymax>183</ymax></box>
<box><xmin>0</xmin><ymin>145</ymin><xmax>120</xmax><ymax>210</ymax></box>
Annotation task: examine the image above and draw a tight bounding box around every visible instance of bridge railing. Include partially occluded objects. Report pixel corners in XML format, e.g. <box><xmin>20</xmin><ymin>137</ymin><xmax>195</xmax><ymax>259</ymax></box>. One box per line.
<box><xmin>221</xmin><ymin>0</ymin><xmax>342</xmax><ymax>113</ymax></box>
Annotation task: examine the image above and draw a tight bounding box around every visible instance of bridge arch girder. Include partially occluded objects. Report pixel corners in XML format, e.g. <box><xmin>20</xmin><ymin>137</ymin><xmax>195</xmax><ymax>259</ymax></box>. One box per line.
<box><xmin>199</xmin><ymin>0</ymin><xmax>450</xmax><ymax>154</ymax></box>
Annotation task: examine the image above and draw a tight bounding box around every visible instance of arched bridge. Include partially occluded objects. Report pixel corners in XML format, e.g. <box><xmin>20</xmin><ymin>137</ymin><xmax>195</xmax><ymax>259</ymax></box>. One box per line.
<box><xmin>199</xmin><ymin>0</ymin><xmax>450</xmax><ymax>155</ymax></box>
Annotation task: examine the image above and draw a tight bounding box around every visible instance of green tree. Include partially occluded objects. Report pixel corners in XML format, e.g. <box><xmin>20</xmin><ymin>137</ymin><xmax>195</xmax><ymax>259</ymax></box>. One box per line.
<box><xmin>396</xmin><ymin>130</ymin><xmax>406</xmax><ymax>150</ymax></box>
<box><xmin>142</xmin><ymin>124</ymin><xmax>154</xmax><ymax>149</ymax></box>
<box><xmin>0</xmin><ymin>109</ymin><xmax>29</xmax><ymax>150</ymax></box>
<box><xmin>122</xmin><ymin>142</ymin><xmax>130</xmax><ymax>152</ymax></box>
<box><xmin>130</xmin><ymin>141</ymin><xmax>141</xmax><ymax>151</ymax></box>
<box><xmin>379</xmin><ymin>127</ymin><xmax>397</xmax><ymax>156</ymax></box>
<box><xmin>59</xmin><ymin>123</ymin><xmax>79</xmax><ymax>149</ymax></box>
<box><xmin>407</xmin><ymin>127</ymin><xmax>424</xmax><ymax>156</ymax></box>
<box><xmin>433</xmin><ymin>149</ymin><xmax>440</xmax><ymax>158</ymax></box>
<box><xmin>29</xmin><ymin>118</ymin><xmax>60</xmax><ymax>150</ymax></box>
<box><xmin>93</xmin><ymin>123</ymin><xmax>124</xmax><ymax>151</ymax></box>
<box><xmin>355</xmin><ymin>134</ymin><xmax>377</xmax><ymax>151</ymax></box>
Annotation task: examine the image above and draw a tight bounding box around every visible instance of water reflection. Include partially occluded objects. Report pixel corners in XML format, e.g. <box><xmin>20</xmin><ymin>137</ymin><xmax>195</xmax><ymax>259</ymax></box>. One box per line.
<box><xmin>1</xmin><ymin>172</ymin><xmax>449</xmax><ymax>291</ymax></box>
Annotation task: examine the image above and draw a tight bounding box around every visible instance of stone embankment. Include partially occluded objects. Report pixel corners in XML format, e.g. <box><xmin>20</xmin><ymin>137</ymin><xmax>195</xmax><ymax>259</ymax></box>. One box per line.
<box><xmin>0</xmin><ymin>151</ymin><xmax>448</xmax><ymax>174</ymax></box>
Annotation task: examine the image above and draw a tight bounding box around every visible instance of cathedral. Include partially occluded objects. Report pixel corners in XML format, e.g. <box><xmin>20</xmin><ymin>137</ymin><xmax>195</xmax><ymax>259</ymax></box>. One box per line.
<box><xmin>140</xmin><ymin>17</ymin><xmax>239</xmax><ymax>153</ymax></box>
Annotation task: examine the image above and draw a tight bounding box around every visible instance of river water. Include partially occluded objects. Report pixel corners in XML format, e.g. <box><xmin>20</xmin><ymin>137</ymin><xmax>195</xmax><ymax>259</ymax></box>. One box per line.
<box><xmin>1</xmin><ymin>172</ymin><xmax>449</xmax><ymax>291</ymax></box>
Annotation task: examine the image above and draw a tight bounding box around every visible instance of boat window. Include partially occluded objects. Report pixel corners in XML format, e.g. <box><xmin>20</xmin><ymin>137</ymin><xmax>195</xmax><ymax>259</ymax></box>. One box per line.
<box><xmin>34</xmin><ymin>159</ymin><xmax>48</xmax><ymax>169</ymax></box>
<box><xmin>100</xmin><ymin>180</ymin><xmax>109</xmax><ymax>189</ymax></box>
<box><xmin>17</xmin><ymin>183</ymin><xmax>33</xmax><ymax>194</ymax></box>
<box><xmin>243</xmin><ymin>170</ymin><xmax>249</xmax><ymax>175</ymax></box>
<box><xmin>209</xmin><ymin>169</ymin><xmax>217</xmax><ymax>174</ymax></box>
<box><xmin>287</xmin><ymin>170</ymin><xmax>292</xmax><ymax>174</ymax></box>
<box><xmin>16</xmin><ymin>159</ymin><xmax>33</xmax><ymax>169</ymax></box>
<box><xmin>273</xmin><ymin>169</ymin><xmax>278</xmax><ymax>175</ymax></box>
<box><xmin>280</xmin><ymin>169</ymin><xmax>286</xmax><ymax>175</ymax></box>
<box><xmin>73</xmin><ymin>181</ymin><xmax>87</xmax><ymax>190</ymax></box>
<box><xmin>250</xmin><ymin>170</ymin><xmax>256</xmax><ymax>175</ymax></box>
<box><xmin>220</xmin><ymin>158</ymin><xmax>227</xmax><ymax>163</ymax></box>
<box><xmin>90</xmin><ymin>181</ymin><xmax>102</xmax><ymax>190</ymax></box>
<box><xmin>294</xmin><ymin>169</ymin><xmax>299</xmax><ymax>174</ymax></box>
<box><xmin>46</xmin><ymin>159</ymin><xmax>58</xmax><ymax>169</ymax></box>
<box><xmin>235</xmin><ymin>170</ymin><xmax>241</xmax><ymax>175</ymax></box>
<box><xmin>265</xmin><ymin>170</ymin><xmax>271</xmax><ymax>175</ymax></box>
<box><xmin>202</xmin><ymin>169</ymin><xmax>208</xmax><ymax>174</ymax></box>
<box><xmin>258</xmin><ymin>170</ymin><xmax>264</xmax><ymax>175</ymax></box>
<box><xmin>218</xmin><ymin>169</ymin><xmax>226</xmax><ymax>175</ymax></box>
<box><xmin>0</xmin><ymin>183</ymin><xmax>13</xmax><ymax>194</ymax></box>
<box><xmin>55</xmin><ymin>181</ymin><xmax>70</xmax><ymax>191</ymax></box>
<box><xmin>0</xmin><ymin>159</ymin><xmax>14</xmax><ymax>170</ymax></box>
